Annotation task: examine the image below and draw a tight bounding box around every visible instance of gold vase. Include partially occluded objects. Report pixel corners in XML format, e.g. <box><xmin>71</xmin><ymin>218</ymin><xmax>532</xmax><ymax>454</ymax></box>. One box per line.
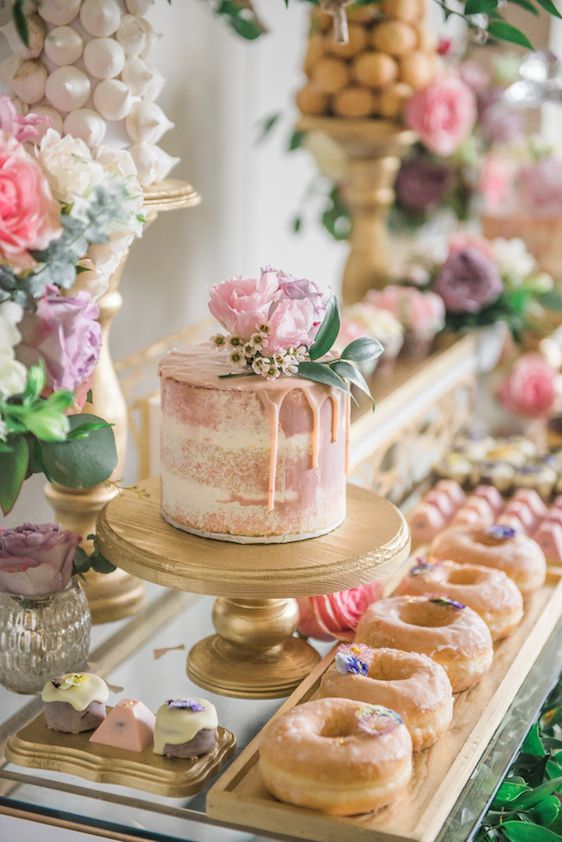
<box><xmin>45</xmin><ymin>179</ymin><xmax>201</xmax><ymax>624</ymax></box>
<box><xmin>299</xmin><ymin>117</ymin><xmax>415</xmax><ymax>304</ymax></box>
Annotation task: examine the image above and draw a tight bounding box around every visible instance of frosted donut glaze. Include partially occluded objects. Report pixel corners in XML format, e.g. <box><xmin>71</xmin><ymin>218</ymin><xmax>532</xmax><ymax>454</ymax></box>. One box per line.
<box><xmin>42</xmin><ymin>673</ymin><xmax>109</xmax><ymax>711</ymax></box>
<box><xmin>159</xmin><ymin>346</ymin><xmax>349</xmax><ymax>542</ymax></box>
<box><xmin>153</xmin><ymin>698</ymin><xmax>218</xmax><ymax>755</ymax></box>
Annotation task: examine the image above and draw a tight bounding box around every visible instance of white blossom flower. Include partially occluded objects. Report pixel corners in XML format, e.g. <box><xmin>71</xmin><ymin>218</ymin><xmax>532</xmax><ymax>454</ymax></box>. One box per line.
<box><xmin>0</xmin><ymin>301</ymin><xmax>26</xmax><ymax>399</ymax></box>
<box><xmin>229</xmin><ymin>350</ymin><xmax>247</xmax><ymax>368</ymax></box>
<box><xmin>492</xmin><ymin>238</ymin><xmax>536</xmax><ymax>286</ymax></box>
<box><xmin>210</xmin><ymin>334</ymin><xmax>227</xmax><ymax>350</ymax></box>
<box><xmin>37</xmin><ymin>129</ymin><xmax>105</xmax><ymax>205</ymax></box>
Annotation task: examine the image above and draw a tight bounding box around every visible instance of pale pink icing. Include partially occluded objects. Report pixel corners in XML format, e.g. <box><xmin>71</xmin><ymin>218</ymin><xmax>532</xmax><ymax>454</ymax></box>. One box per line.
<box><xmin>89</xmin><ymin>700</ymin><xmax>155</xmax><ymax>752</ymax></box>
<box><xmin>534</xmin><ymin>522</ymin><xmax>562</xmax><ymax>562</ymax></box>
<box><xmin>159</xmin><ymin>346</ymin><xmax>347</xmax><ymax>542</ymax></box>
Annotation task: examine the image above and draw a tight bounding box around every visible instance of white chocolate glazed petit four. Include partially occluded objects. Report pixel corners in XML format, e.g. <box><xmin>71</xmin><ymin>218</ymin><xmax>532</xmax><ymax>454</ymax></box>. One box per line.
<box><xmin>89</xmin><ymin>698</ymin><xmax>156</xmax><ymax>751</ymax></box>
<box><xmin>154</xmin><ymin>698</ymin><xmax>218</xmax><ymax>758</ymax></box>
<box><xmin>42</xmin><ymin>673</ymin><xmax>109</xmax><ymax>733</ymax></box>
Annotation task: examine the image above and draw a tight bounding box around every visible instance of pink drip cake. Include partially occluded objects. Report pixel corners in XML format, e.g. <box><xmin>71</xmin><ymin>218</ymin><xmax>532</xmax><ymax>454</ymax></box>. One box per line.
<box><xmin>160</xmin><ymin>347</ymin><xmax>349</xmax><ymax>543</ymax></box>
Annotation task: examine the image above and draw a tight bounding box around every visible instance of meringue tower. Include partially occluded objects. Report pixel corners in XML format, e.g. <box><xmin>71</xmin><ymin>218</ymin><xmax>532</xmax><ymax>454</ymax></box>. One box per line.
<box><xmin>0</xmin><ymin>0</ymin><xmax>179</xmax><ymax>186</ymax></box>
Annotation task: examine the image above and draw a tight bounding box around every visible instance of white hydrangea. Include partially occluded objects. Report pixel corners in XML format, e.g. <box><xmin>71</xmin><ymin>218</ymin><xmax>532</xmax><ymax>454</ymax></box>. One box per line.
<box><xmin>37</xmin><ymin>129</ymin><xmax>105</xmax><ymax>206</ymax></box>
<box><xmin>492</xmin><ymin>238</ymin><xmax>536</xmax><ymax>286</ymax></box>
<box><xmin>0</xmin><ymin>301</ymin><xmax>26</xmax><ymax>400</ymax></box>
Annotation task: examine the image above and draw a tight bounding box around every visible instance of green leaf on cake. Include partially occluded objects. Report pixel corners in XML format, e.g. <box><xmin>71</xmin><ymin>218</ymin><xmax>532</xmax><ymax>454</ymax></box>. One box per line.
<box><xmin>39</xmin><ymin>413</ymin><xmax>117</xmax><ymax>489</ymax></box>
<box><xmin>309</xmin><ymin>296</ymin><xmax>340</xmax><ymax>360</ymax></box>
<box><xmin>331</xmin><ymin>360</ymin><xmax>375</xmax><ymax>405</ymax></box>
<box><xmin>297</xmin><ymin>361</ymin><xmax>349</xmax><ymax>393</ymax></box>
<box><xmin>340</xmin><ymin>336</ymin><xmax>384</xmax><ymax>364</ymax></box>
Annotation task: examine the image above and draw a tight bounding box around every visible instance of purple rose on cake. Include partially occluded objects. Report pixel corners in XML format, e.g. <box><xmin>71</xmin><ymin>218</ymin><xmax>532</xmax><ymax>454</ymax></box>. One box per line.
<box><xmin>209</xmin><ymin>267</ymin><xmax>326</xmax><ymax>352</ymax></box>
<box><xmin>0</xmin><ymin>523</ymin><xmax>81</xmax><ymax>597</ymax></box>
<box><xmin>434</xmin><ymin>248</ymin><xmax>503</xmax><ymax>314</ymax></box>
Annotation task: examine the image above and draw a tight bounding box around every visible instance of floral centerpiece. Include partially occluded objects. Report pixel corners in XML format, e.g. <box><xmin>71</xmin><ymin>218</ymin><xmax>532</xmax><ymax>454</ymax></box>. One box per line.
<box><xmin>0</xmin><ymin>97</ymin><xmax>143</xmax><ymax>518</ymax></box>
<box><xmin>209</xmin><ymin>266</ymin><xmax>383</xmax><ymax>402</ymax></box>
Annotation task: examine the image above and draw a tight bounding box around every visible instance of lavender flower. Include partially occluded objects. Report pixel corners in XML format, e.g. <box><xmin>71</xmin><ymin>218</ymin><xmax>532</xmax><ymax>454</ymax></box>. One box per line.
<box><xmin>434</xmin><ymin>248</ymin><xmax>503</xmax><ymax>314</ymax></box>
<box><xmin>166</xmin><ymin>699</ymin><xmax>205</xmax><ymax>712</ymax></box>
<box><xmin>335</xmin><ymin>644</ymin><xmax>371</xmax><ymax>676</ymax></box>
<box><xmin>487</xmin><ymin>525</ymin><xmax>517</xmax><ymax>540</ymax></box>
<box><xmin>430</xmin><ymin>597</ymin><xmax>466</xmax><ymax>610</ymax></box>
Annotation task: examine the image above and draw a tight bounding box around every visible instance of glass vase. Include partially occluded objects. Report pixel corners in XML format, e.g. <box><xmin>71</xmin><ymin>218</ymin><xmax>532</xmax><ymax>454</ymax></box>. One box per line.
<box><xmin>0</xmin><ymin>578</ymin><xmax>91</xmax><ymax>694</ymax></box>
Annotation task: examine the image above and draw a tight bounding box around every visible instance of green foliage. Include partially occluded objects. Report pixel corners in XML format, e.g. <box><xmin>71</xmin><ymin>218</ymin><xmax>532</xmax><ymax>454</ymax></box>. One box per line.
<box><xmin>73</xmin><ymin>542</ymin><xmax>116</xmax><ymax>579</ymax></box>
<box><xmin>309</xmin><ymin>296</ymin><xmax>340</xmax><ymax>360</ymax></box>
<box><xmin>321</xmin><ymin>187</ymin><xmax>351</xmax><ymax>242</ymax></box>
<box><xmin>39</xmin><ymin>414</ymin><xmax>117</xmax><ymax>489</ymax></box>
<box><xmin>0</xmin><ymin>436</ymin><xmax>28</xmax><ymax>515</ymax></box>
<box><xmin>477</xmin><ymin>676</ymin><xmax>562</xmax><ymax>842</ymax></box>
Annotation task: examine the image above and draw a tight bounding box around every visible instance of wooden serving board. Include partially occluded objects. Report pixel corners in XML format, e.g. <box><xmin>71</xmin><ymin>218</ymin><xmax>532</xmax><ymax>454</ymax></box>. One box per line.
<box><xmin>207</xmin><ymin>570</ymin><xmax>562</xmax><ymax>842</ymax></box>
<box><xmin>6</xmin><ymin>711</ymin><xmax>236</xmax><ymax>798</ymax></box>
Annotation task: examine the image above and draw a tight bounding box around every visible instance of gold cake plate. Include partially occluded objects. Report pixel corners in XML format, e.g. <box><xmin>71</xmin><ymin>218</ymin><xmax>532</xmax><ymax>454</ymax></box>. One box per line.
<box><xmin>96</xmin><ymin>480</ymin><xmax>410</xmax><ymax>699</ymax></box>
<box><xmin>6</xmin><ymin>709</ymin><xmax>236</xmax><ymax>799</ymax></box>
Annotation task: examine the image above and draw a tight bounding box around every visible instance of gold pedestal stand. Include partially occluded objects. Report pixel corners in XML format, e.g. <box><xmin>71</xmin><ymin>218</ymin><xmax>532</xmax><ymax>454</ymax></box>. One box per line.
<box><xmin>96</xmin><ymin>478</ymin><xmax>410</xmax><ymax>699</ymax></box>
<box><xmin>299</xmin><ymin>117</ymin><xmax>415</xmax><ymax>305</ymax></box>
<box><xmin>45</xmin><ymin>180</ymin><xmax>201</xmax><ymax>625</ymax></box>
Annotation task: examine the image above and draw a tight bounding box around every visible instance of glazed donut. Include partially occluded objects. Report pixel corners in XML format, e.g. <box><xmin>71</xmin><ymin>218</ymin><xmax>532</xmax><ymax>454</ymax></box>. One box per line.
<box><xmin>259</xmin><ymin>697</ymin><xmax>412</xmax><ymax>815</ymax></box>
<box><xmin>430</xmin><ymin>524</ymin><xmax>547</xmax><ymax>596</ymax></box>
<box><xmin>396</xmin><ymin>559</ymin><xmax>524</xmax><ymax>641</ymax></box>
<box><xmin>319</xmin><ymin>644</ymin><xmax>453</xmax><ymax>750</ymax></box>
<box><xmin>355</xmin><ymin>595</ymin><xmax>493</xmax><ymax>692</ymax></box>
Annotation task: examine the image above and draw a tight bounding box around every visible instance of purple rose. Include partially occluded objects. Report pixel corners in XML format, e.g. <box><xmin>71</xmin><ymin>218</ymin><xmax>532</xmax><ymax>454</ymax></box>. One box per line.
<box><xmin>0</xmin><ymin>523</ymin><xmax>82</xmax><ymax>597</ymax></box>
<box><xmin>17</xmin><ymin>285</ymin><xmax>101</xmax><ymax>393</ymax></box>
<box><xmin>478</xmin><ymin>88</ymin><xmax>524</xmax><ymax>144</ymax></box>
<box><xmin>271</xmin><ymin>267</ymin><xmax>326</xmax><ymax>324</ymax></box>
<box><xmin>434</xmin><ymin>248</ymin><xmax>503</xmax><ymax>314</ymax></box>
<box><xmin>395</xmin><ymin>158</ymin><xmax>451</xmax><ymax>213</ymax></box>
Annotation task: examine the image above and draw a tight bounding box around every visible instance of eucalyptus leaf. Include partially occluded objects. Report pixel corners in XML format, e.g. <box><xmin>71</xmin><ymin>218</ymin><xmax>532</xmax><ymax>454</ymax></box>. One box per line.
<box><xmin>340</xmin><ymin>336</ymin><xmax>384</xmax><ymax>364</ymax></box>
<box><xmin>309</xmin><ymin>296</ymin><xmax>340</xmax><ymax>360</ymax></box>
<box><xmin>331</xmin><ymin>360</ymin><xmax>374</xmax><ymax>405</ymax></box>
<box><xmin>488</xmin><ymin>20</ymin><xmax>533</xmax><ymax>47</ymax></box>
<box><xmin>39</xmin><ymin>414</ymin><xmax>117</xmax><ymax>490</ymax></box>
<box><xmin>0</xmin><ymin>436</ymin><xmax>29</xmax><ymax>515</ymax></box>
<box><xmin>297</xmin><ymin>361</ymin><xmax>349</xmax><ymax>394</ymax></box>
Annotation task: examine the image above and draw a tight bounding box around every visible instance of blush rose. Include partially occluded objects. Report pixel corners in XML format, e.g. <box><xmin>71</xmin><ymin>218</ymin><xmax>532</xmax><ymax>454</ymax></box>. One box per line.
<box><xmin>405</xmin><ymin>76</ymin><xmax>477</xmax><ymax>156</ymax></box>
<box><xmin>499</xmin><ymin>353</ymin><xmax>558</xmax><ymax>419</ymax></box>
<box><xmin>0</xmin><ymin>524</ymin><xmax>82</xmax><ymax>597</ymax></box>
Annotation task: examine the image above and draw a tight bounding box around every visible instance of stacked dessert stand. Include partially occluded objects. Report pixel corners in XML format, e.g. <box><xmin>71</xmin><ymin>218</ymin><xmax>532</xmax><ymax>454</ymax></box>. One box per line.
<box><xmin>96</xmin><ymin>478</ymin><xmax>410</xmax><ymax>699</ymax></box>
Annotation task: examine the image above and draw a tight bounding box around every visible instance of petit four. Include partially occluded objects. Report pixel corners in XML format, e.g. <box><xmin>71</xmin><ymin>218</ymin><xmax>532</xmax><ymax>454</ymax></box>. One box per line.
<box><xmin>154</xmin><ymin>698</ymin><xmax>218</xmax><ymax>758</ymax></box>
<box><xmin>534</xmin><ymin>521</ymin><xmax>562</xmax><ymax>564</ymax></box>
<box><xmin>42</xmin><ymin>673</ymin><xmax>109</xmax><ymax>734</ymax></box>
<box><xmin>89</xmin><ymin>699</ymin><xmax>155</xmax><ymax>752</ymax></box>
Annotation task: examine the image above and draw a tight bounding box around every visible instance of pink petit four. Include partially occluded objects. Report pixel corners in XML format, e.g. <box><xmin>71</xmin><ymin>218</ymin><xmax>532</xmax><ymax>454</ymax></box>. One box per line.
<box><xmin>552</xmin><ymin>496</ymin><xmax>562</xmax><ymax>510</ymax></box>
<box><xmin>451</xmin><ymin>507</ymin><xmax>485</xmax><ymax>527</ymax></box>
<box><xmin>503</xmin><ymin>501</ymin><xmax>535</xmax><ymax>533</ymax></box>
<box><xmin>513</xmin><ymin>489</ymin><xmax>548</xmax><ymax>520</ymax></box>
<box><xmin>425</xmin><ymin>490</ymin><xmax>456</xmax><ymax>520</ymax></box>
<box><xmin>461</xmin><ymin>497</ymin><xmax>495</xmax><ymax>521</ymax></box>
<box><xmin>434</xmin><ymin>480</ymin><xmax>466</xmax><ymax>507</ymax></box>
<box><xmin>472</xmin><ymin>485</ymin><xmax>504</xmax><ymax>515</ymax></box>
<box><xmin>90</xmin><ymin>699</ymin><xmax>156</xmax><ymax>752</ymax></box>
<box><xmin>534</xmin><ymin>521</ymin><xmax>562</xmax><ymax>563</ymax></box>
<box><xmin>408</xmin><ymin>503</ymin><xmax>447</xmax><ymax>545</ymax></box>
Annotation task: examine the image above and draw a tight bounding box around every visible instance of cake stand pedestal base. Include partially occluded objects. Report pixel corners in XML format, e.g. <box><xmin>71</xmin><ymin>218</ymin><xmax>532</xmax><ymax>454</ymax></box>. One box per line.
<box><xmin>188</xmin><ymin>597</ymin><xmax>320</xmax><ymax>699</ymax></box>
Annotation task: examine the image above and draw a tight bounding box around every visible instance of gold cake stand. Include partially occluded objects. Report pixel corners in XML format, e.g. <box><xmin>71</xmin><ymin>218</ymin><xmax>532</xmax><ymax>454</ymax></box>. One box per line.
<box><xmin>96</xmin><ymin>479</ymin><xmax>410</xmax><ymax>699</ymax></box>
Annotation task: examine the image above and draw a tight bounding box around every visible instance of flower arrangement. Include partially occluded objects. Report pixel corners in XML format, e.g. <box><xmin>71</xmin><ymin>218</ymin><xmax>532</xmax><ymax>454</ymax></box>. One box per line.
<box><xmin>209</xmin><ymin>267</ymin><xmax>383</xmax><ymax>400</ymax></box>
<box><xmin>393</xmin><ymin>234</ymin><xmax>562</xmax><ymax>339</ymax></box>
<box><xmin>0</xmin><ymin>97</ymin><xmax>144</xmax><ymax>517</ymax></box>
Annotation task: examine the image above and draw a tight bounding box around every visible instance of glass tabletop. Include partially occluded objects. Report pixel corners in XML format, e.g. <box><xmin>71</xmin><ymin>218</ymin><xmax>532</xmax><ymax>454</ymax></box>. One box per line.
<box><xmin>1</xmin><ymin>579</ymin><xmax>560</xmax><ymax>842</ymax></box>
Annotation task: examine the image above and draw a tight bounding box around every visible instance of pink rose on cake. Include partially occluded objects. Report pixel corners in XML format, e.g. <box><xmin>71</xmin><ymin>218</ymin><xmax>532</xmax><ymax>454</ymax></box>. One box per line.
<box><xmin>297</xmin><ymin>582</ymin><xmax>384</xmax><ymax>642</ymax></box>
<box><xmin>267</xmin><ymin>298</ymin><xmax>317</xmax><ymax>351</ymax></box>
<box><xmin>209</xmin><ymin>271</ymin><xmax>279</xmax><ymax>339</ymax></box>
<box><xmin>0</xmin><ymin>523</ymin><xmax>81</xmax><ymax>597</ymax></box>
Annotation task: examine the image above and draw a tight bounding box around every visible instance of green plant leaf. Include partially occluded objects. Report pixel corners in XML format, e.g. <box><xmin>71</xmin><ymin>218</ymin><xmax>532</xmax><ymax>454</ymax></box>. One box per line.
<box><xmin>89</xmin><ymin>549</ymin><xmax>116</xmax><ymax>574</ymax></box>
<box><xmin>66</xmin><ymin>420</ymin><xmax>113</xmax><ymax>441</ymax></box>
<box><xmin>523</xmin><ymin>724</ymin><xmax>547</xmax><ymax>758</ymax></box>
<box><xmin>25</xmin><ymin>404</ymin><xmax>70</xmax><ymax>442</ymax></box>
<box><xmin>72</xmin><ymin>547</ymin><xmax>91</xmax><ymax>577</ymax></box>
<box><xmin>534</xmin><ymin>0</ymin><xmax>562</xmax><ymax>18</ymax></box>
<box><xmin>297</xmin><ymin>361</ymin><xmax>349</xmax><ymax>393</ymax></box>
<box><xmin>291</xmin><ymin>215</ymin><xmax>303</xmax><ymax>234</ymax></box>
<box><xmin>257</xmin><ymin>112</ymin><xmax>280</xmax><ymax>142</ymax></box>
<box><xmin>309</xmin><ymin>296</ymin><xmax>340</xmax><ymax>360</ymax></box>
<box><xmin>13</xmin><ymin>0</ymin><xmax>29</xmax><ymax>47</ymax></box>
<box><xmin>511</xmin><ymin>777</ymin><xmax>562</xmax><ymax>810</ymax></box>
<box><xmin>331</xmin><ymin>360</ymin><xmax>374</xmax><ymax>404</ymax></box>
<box><xmin>530</xmin><ymin>794</ymin><xmax>561</xmax><ymax>827</ymax></box>
<box><xmin>493</xmin><ymin>781</ymin><xmax>531</xmax><ymax>807</ymax></box>
<box><xmin>488</xmin><ymin>20</ymin><xmax>533</xmax><ymax>47</ymax></box>
<box><xmin>502</xmin><ymin>821</ymin><xmax>562</xmax><ymax>841</ymax></box>
<box><xmin>508</xmin><ymin>0</ymin><xmax>539</xmax><ymax>15</ymax></box>
<box><xmin>0</xmin><ymin>436</ymin><xmax>29</xmax><ymax>515</ymax></box>
<box><xmin>39</xmin><ymin>413</ymin><xmax>117</xmax><ymax>490</ymax></box>
<box><xmin>23</xmin><ymin>363</ymin><xmax>46</xmax><ymax>404</ymax></box>
<box><xmin>340</xmin><ymin>336</ymin><xmax>384</xmax><ymax>364</ymax></box>
<box><xmin>465</xmin><ymin>0</ymin><xmax>498</xmax><ymax>13</ymax></box>
<box><xmin>288</xmin><ymin>129</ymin><xmax>307</xmax><ymax>151</ymax></box>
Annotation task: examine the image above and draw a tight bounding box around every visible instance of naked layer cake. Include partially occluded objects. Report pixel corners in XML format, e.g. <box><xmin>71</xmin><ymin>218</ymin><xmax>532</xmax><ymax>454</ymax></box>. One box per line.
<box><xmin>159</xmin><ymin>267</ymin><xmax>382</xmax><ymax>544</ymax></box>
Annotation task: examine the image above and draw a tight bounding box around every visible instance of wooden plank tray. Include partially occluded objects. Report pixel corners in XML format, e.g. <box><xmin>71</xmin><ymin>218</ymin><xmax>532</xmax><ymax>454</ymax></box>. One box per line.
<box><xmin>207</xmin><ymin>570</ymin><xmax>562</xmax><ymax>842</ymax></box>
<box><xmin>6</xmin><ymin>711</ymin><xmax>236</xmax><ymax>798</ymax></box>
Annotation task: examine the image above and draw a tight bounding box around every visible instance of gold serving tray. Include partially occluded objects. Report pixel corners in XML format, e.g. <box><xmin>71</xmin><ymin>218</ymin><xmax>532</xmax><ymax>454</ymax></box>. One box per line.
<box><xmin>6</xmin><ymin>710</ymin><xmax>236</xmax><ymax>799</ymax></box>
<box><xmin>208</xmin><ymin>570</ymin><xmax>562</xmax><ymax>842</ymax></box>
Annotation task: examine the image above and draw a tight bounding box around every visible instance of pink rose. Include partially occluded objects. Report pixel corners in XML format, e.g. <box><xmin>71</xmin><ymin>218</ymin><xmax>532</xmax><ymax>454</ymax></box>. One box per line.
<box><xmin>266</xmin><ymin>297</ymin><xmax>317</xmax><ymax>352</ymax></box>
<box><xmin>448</xmin><ymin>232</ymin><xmax>496</xmax><ymax>261</ymax></box>
<box><xmin>0</xmin><ymin>523</ymin><xmax>81</xmax><ymax>597</ymax></box>
<box><xmin>517</xmin><ymin>158</ymin><xmax>562</xmax><ymax>219</ymax></box>
<box><xmin>209</xmin><ymin>271</ymin><xmax>279</xmax><ymax>340</ymax></box>
<box><xmin>405</xmin><ymin>75</ymin><xmax>477</xmax><ymax>156</ymax></box>
<box><xmin>499</xmin><ymin>353</ymin><xmax>558</xmax><ymax>419</ymax></box>
<box><xmin>366</xmin><ymin>286</ymin><xmax>445</xmax><ymax>339</ymax></box>
<box><xmin>0</xmin><ymin>96</ymin><xmax>50</xmax><ymax>143</ymax></box>
<box><xmin>17</xmin><ymin>285</ymin><xmax>101</xmax><ymax>393</ymax></box>
<box><xmin>459</xmin><ymin>60</ymin><xmax>490</xmax><ymax>93</ymax></box>
<box><xmin>0</xmin><ymin>133</ymin><xmax>60</xmax><ymax>268</ymax></box>
<box><xmin>296</xmin><ymin>582</ymin><xmax>384</xmax><ymax>642</ymax></box>
<box><xmin>479</xmin><ymin>156</ymin><xmax>517</xmax><ymax>215</ymax></box>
